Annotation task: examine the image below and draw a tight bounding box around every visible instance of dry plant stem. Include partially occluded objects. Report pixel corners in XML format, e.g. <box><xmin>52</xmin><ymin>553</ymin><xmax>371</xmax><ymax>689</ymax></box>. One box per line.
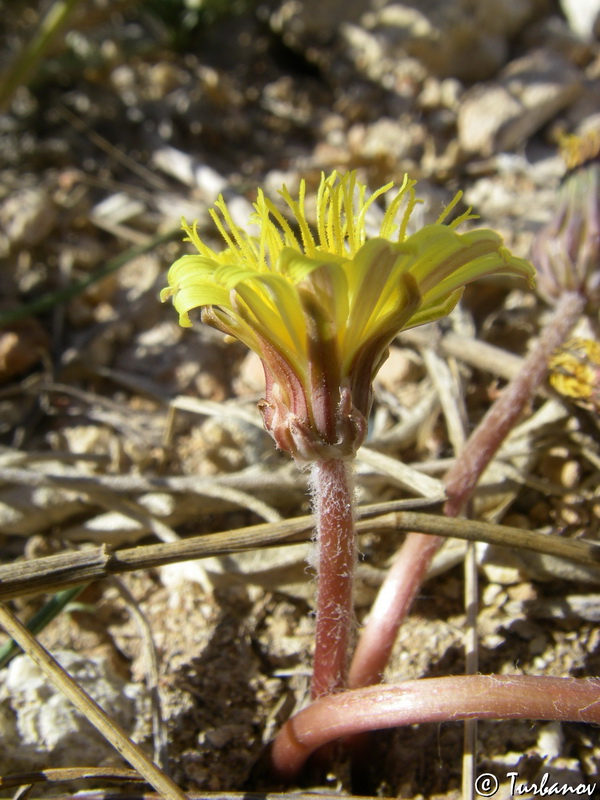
<box><xmin>310</xmin><ymin>459</ymin><xmax>356</xmax><ymax>698</ymax></box>
<box><xmin>0</xmin><ymin>767</ymin><xmax>144</xmax><ymax>790</ymax></box>
<box><xmin>271</xmin><ymin>674</ymin><xmax>600</xmax><ymax>780</ymax></box>
<box><xmin>462</xmin><ymin>542</ymin><xmax>479</xmax><ymax>800</ymax></box>
<box><xmin>348</xmin><ymin>290</ymin><xmax>586</xmax><ymax>689</ymax></box>
<box><xmin>109</xmin><ymin>577</ymin><xmax>169</xmax><ymax>771</ymax></box>
<box><xmin>2</xmin><ymin>506</ymin><xmax>599</xmax><ymax>601</ymax></box>
<box><xmin>0</xmin><ymin>604</ymin><xmax>189</xmax><ymax>800</ymax></box>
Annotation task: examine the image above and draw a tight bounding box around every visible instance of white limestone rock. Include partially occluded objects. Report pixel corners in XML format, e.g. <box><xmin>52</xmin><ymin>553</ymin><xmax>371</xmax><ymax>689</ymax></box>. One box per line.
<box><xmin>458</xmin><ymin>49</ymin><xmax>582</xmax><ymax>156</ymax></box>
<box><xmin>364</xmin><ymin>0</ymin><xmax>548</xmax><ymax>81</ymax></box>
<box><xmin>559</xmin><ymin>0</ymin><xmax>600</xmax><ymax>39</ymax></box>
<box><xmin>0</xmin><ymin>651</ymin><xmax>150</xmax><ymax>773</ymax></box>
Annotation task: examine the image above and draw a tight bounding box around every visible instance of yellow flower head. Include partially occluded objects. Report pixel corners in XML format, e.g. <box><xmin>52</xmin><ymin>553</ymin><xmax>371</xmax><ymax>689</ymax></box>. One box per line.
<box><xmin>162</xmin><ymin>171</ymin><xmax>534</xmax><ymax>460</ymax></box>
<box><xmin>549</xmin><ymin>337</ymin><xmax>600</xmax><ymax>411</ymax></box>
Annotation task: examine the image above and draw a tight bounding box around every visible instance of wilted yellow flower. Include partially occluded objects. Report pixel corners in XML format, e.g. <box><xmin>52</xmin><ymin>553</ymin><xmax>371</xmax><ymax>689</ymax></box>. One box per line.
<box><xmin>162</xmin><ymin>171</ymin><xmax>534</xmax><ymax>460</ymax></box>
<box><xmin>560</xmin><ymin>130</ymin><xmax>600</xmax><ymax>172</ymax></box>
<box><xmin>549</xmin><ymin>337</ymin><xmax>600</xmax><ymax>410</ymax></box>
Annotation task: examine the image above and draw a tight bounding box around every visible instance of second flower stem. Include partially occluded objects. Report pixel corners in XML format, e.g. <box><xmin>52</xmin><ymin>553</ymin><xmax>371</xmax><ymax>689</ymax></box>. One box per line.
<box><xmin>310</xmin><ymin>459</ymin><xmax>356</xmax><ymax>699</ymax></box>
<box><xmin>348</xmin><ymin>289</ymin><xmax>586</xmax><ymax>689</ymax></box>
<box><xmin>348</xmin><ymin>531</ymin><xmax>440</xmax><ymax>688</ymax></box>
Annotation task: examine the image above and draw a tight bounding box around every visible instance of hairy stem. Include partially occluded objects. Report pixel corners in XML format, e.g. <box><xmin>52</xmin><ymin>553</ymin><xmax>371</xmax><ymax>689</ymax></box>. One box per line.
<box><xmin>272</xmin><ymin>674</ymin><xmax>600</xmax><ymax>779</ymax></box>
<box><xmin>348</xmin><ymin>290</ymin><xmax>585</xmax><ymax>689</ymax></box>
<box><xmin>310</xmin><ymin>459</ymin><xmax>356</xmax><ymax>699</ymax></box>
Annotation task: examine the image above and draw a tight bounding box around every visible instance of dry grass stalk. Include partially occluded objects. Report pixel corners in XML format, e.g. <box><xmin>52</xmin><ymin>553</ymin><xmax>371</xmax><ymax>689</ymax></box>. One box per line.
<box><xmin>1</xmin><ymin>503</ymin><xmax>599</xmax><ymax>601</ymax></box>
<box><xmin>0</xmin><ymin>605</ymin><xmax>189</xmax><ymax>800</ymax></box>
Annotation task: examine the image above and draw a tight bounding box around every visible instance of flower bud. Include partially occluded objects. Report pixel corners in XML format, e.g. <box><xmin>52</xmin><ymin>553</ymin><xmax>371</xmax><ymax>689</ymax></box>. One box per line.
<box><xmin>533</xmin><ymin>130</ymin><xmax>600</xmax><ymax>309</ymax></box>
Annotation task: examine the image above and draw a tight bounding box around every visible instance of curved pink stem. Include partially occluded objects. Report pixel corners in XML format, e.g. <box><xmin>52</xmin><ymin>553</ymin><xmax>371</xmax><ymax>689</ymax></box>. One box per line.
<box><xmin>348</xmin><ymin>532</ymin><xmax>440</xmax><ymax>688</ymax></box>
<box><xmin>271</xmin><ymin>674</ymin><xmax>600</xmax><ymax>780</ymax></box>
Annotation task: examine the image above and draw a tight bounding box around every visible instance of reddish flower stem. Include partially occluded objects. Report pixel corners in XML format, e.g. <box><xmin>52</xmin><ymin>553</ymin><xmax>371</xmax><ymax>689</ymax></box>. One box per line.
<box><xmin>347</xmin><ymin>290</ymin><xmax>586</xmax><ymax>689</ymax></box>
<box><xmin>348</xmin><ymin>532</ymin><xmax>440</xmax><ymax>689</ymax></box>
<box><xmin>271</xmin><ymin>674</ymin><xmax>600</xmax><ymax>780</ymax></box>
<box><xmin>310</xmin><ymin>459</ymin><xmax>356</xmax><ymax>699</ymax></box>
<box><xmin>444</xmin><ymin>290</ymin><xmax>586</xmax><ymax>517</ymax></box>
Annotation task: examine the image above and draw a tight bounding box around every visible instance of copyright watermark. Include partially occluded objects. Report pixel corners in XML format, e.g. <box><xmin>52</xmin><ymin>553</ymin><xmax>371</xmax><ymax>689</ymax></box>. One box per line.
<box><xmin>474</xmin><ymin>771</ymin><xmax>597</xmax><ymax>797</ymax></box>
<box><xmin>474</xmin><ymin>772</ymin><xmax>499</xmax><ymax>796</ymax></box>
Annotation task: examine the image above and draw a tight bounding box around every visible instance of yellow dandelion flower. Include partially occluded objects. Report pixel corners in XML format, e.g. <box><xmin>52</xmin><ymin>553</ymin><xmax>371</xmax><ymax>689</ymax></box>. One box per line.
<box><xmin>162</xmin><ymin>171</ymin><xmax>534</xmax><ymax>460</ymax></box>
